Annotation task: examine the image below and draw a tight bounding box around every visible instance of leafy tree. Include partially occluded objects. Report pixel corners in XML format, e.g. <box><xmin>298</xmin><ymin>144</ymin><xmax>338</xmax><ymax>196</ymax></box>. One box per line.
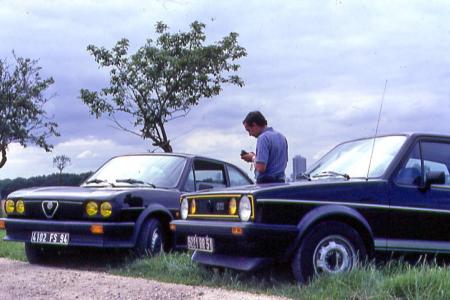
<box><xmin>80</xmin><ymin>21</ymin><xmax>247</xmax><ymax>152</ymax></box>
<box><xmin>53</xmin><ymin>155</ymin><xmax>71</xmax><ymax>175</ymax></box>
<box><xmin>0</xmin><ymin>53</ymin><xmax>59</xmax><ymax>168</ymax></box>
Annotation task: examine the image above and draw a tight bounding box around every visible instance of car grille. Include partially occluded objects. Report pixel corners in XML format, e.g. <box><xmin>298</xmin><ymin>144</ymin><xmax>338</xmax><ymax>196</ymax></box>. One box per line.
<box><xmin>18</xmin><ymin>200</ymin><xmax>84</xmax><ymax>220</ymax></box>
<box><xmin>185</xmin><ymin>194</ymin><xmax>253</xmax><ymax>221</ymax></box>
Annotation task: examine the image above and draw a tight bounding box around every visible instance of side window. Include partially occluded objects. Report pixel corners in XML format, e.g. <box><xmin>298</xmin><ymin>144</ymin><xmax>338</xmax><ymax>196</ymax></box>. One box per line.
<box><xmin>193</xmin><ymin>160</ymin><xmax>226</xmax><ymax>189</ymax></box>
<box><xmin>183</xmin><ymin>167</ymin><xmax>195</xmax><ymax>192</ymax></box>
<box><xmin>421</xmin><ymin>142</ymin><xmax>450</xmax><ymax>185</ymax></box>
<box><xmin>395</xmin><ymin>143</ymin><xmax>422</xmax><ymax>186</ymax></box>
<box><xmin>395</xmin><ymin>141</ymin><xmax>450</xmax><ymax>186</ymax></box>
<box><xmin>228</xmin><ymin>165</ymin><xmax>251</xmax><ymax>186</ymax></box>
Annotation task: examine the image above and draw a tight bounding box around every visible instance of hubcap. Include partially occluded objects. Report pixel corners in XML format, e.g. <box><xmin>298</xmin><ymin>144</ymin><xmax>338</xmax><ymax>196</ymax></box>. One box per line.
<box><xmin>149</xmin><ymin>228</ymin><xmax>162</xmax><ymax>254</ymax></box>
<box><xmin>313</xmin><ymin>235</ymin><xmax>356</xmax><ymax>275</ymax></box>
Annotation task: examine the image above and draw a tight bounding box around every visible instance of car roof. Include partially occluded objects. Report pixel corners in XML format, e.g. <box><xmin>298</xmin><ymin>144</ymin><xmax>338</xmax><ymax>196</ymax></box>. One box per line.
<box><xmin>339</xmin><ymin>132</ymin><xmax>450</xmax><ymax>144</ymax></box>
<box><xmin>108</xmin><ymin>152</ymin><xmax>237</xmax><ymax>165</ymax></box>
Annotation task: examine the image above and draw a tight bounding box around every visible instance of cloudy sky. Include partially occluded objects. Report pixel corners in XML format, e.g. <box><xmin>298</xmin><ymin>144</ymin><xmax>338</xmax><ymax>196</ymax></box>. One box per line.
<box><xmin>1</xmin><ymin>0</ymin><xmax>450</xmax><ymax>180</ymax></box>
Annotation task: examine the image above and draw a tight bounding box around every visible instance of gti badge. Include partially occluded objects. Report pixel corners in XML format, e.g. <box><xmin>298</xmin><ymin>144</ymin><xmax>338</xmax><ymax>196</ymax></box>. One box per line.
<box><xmin>42</xmin><ymin>201</ymin><xmax>59</xmax><ymax>218</ymax></box>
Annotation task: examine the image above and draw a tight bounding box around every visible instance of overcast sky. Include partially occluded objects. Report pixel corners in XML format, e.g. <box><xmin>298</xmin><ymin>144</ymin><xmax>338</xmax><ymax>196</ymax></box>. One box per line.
<box><xmin>1</xmin><ymin>0</ymin><xmax>450</xmax><ymax>180</ymax></box>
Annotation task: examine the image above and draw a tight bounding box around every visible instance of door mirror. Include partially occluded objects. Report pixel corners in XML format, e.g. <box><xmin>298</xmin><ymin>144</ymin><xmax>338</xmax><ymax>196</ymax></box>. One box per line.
<box><xmin>421</xmin><ymin>171</ymin><xmax>446</xmax><ymax>191</ymax></box>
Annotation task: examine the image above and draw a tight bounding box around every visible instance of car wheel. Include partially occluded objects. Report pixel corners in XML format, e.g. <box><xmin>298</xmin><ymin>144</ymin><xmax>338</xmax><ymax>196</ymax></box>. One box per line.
<box><xmin>291</xmin><ymin>221</ymin><xmax>366</xmax><ymax>283</ymax></box>
<box><xmin>25</xmin><ymin>243</ymin><xmax>57</xmax><ymax>264</ymax></box>
<box><xmin>135</xmin><ymin>218</ymin><xmax>166</xmax><ymax>257</ymax></box>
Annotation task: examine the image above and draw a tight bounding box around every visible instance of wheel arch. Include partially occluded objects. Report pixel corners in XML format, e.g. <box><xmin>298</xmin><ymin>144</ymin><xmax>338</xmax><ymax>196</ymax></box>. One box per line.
<box><xmin>132</xmin><ymin>204</ymin><xmax>174</xmax><ymax>247</ymax></box>
<box><xmin>285</xmin><ymin>205</ymin><xmax>375</xmax><ymax>261</ymax></box>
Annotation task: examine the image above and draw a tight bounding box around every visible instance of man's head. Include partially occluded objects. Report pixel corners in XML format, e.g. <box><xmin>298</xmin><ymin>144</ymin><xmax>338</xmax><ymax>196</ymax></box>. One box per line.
<box><xmin>243</xmin><ymin>111</ymin><xmax>267</xmax><ymax>137</ymax></box>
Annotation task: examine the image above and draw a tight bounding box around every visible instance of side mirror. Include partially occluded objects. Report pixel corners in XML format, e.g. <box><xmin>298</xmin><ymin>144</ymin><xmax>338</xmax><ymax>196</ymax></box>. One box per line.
<box><xmin>420</xmin><ymin>171</ymin><xmax>446</xmax><ymax>191</ymax></box>
<box><xmin>198</xmin><ymin>183</ymin><xmax>214</xmax><ymax>190</ymax></box>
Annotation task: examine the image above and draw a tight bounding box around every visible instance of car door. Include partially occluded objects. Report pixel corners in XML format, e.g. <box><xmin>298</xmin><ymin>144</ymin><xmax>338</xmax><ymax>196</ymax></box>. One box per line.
<box><xmin>182</xmin><ymin>159</ymin><xmax>227</xmax><ymax>191</ymax></box>
<box><xmin>389</xmin><ymin>138</ymin><xmax>450</xmax><ymax>252</ymax></box>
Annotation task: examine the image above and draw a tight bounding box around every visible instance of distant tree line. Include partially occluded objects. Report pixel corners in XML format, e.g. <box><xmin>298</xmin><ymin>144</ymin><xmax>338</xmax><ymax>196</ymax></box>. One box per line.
<box><xmin>0</xmin><ymin>172</ymin><xmax>92</xmax><ymax>198</ymax></box>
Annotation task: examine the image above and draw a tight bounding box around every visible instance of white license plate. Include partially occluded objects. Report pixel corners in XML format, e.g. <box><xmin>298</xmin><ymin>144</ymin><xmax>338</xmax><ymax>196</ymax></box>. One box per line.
<box><xmin>187</xmin><ymin>235</ymin><xmax>214</xmax><ymax>252</ymax></box>
<box><xmin>31</xmin><ymin>231</ymin><xmax>70</xmax><ymax>245</ymax></box>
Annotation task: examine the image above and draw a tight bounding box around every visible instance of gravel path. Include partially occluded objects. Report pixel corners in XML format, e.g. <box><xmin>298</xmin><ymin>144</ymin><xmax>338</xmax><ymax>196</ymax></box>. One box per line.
<box><xmin>0</xmin><ymin>258</ymin><xmax>289</xmax><ymax>300</ymax></box>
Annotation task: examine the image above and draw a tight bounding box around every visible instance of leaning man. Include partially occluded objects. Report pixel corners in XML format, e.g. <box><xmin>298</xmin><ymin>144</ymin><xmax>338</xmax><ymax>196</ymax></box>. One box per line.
<box><xmin>241</xmin><ymin>111</ymin><xmax>288</xmax><ymax>184</ymax></box>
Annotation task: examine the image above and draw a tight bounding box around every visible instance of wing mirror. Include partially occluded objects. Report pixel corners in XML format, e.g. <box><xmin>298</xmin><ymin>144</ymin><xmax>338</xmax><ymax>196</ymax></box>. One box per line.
<box><xmin>420</xmin><ymin>171</ymin><xmax>446</xmax><ymax>191</ymax></box>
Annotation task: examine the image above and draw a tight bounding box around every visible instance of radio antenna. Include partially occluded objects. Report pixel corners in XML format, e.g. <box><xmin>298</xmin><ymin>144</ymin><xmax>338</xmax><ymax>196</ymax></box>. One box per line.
<box><xmin>366</xmin><ymin>80</ymin><xmax>388</xmax><ymax>181</ymax></box>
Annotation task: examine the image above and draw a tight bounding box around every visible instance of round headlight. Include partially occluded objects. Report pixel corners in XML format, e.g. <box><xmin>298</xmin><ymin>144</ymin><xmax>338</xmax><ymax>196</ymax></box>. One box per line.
<box><xmin>100</xmin><ymin>202</ymin><xmax>112</xmax><ymax>218</ymax></box>
<box><xmin>86</xmin><ymin>201</ymin><xmax>98</xmax><ymax>216</ymax></box>
<box><xmin>16</xmin><ymin>200</ymin><xmax>25</xmax><ymax>214</ymax></box>
<box><xmin>238</xmin><ymin>195</ymin><xmax>252</xmax><ymax>221</ymax></box>
<box><xmin>5</xmin><ymin>200</ymin><xmax>15</xmax><ymax>214</ymax></box>
<box><xmin>190</xmin><ymin>199</ymin><xmax>196</xmax><ymax>215</ymax></box>
<box><xmin>229</xmin><ymin>198</ymin><xmax>237</xmax><ymax>215</ymax></box>
<box><xmin>180</xmin><ymin>198</ymin><xmax>188</xmax><ymax>220</ymax></box>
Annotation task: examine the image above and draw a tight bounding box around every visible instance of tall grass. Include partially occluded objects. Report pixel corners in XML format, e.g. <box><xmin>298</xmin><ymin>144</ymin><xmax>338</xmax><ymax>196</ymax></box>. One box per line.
<box><xmin>0</xmin><ymin>230</ymin><xmax>26</xmax><ymax>261</ymax></box>
<box><xmin>1</xmin><ymin>232</ymin><xmax>450</xmax><ymax>299</ymax></box>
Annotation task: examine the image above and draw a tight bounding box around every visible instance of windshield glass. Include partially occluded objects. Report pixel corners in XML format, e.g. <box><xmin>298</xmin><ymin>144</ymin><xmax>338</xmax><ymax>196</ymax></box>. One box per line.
<box><xmin>308</xmin><ymin>135</ymin><xmax>407</xmax><ymax>178</ymax></box>
<box><xmin>83</xmin><ymin>155</ymin><xmax>187</xmax><ymax>188</ymax></box>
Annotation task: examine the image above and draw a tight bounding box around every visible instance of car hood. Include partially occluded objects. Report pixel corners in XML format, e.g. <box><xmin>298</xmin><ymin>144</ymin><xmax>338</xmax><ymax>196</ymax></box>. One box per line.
<box><xmin>183</xmin><ymin>178</ymin><xmax>387</xmax><ymax>199</ymax></box>
<box><xmin>7</xmin><ymin>186</ymin><xmax>171</xmax><ymax>201</ymax></box>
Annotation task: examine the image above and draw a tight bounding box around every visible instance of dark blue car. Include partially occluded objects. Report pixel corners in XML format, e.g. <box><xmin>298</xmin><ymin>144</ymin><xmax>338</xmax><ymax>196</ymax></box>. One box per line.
<box><xmin>171</xmin><ymin>133</ymin><xmax>450</xmax><ymax>282</ymax></box>
<box><xmin>1</xmin><ymin>153</ymin><xmax>252</xmax><ymax>263</ymax></box>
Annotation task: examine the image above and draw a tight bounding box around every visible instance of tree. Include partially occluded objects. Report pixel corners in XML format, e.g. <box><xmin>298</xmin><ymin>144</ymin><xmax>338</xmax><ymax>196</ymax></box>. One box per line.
<box><xmin>53</xmin><ymin>155</ymin><xmax>71</xmax><ymax>175</ymax></box>
<box><xmin>0</xmin><ymin>53</ymin><xmax>59</xmax><ymax>168</ymax></box>
<box><xmin>80</xmin><ymin>21</ymin><xmax>247</xmax><ymax>152</ymax></box>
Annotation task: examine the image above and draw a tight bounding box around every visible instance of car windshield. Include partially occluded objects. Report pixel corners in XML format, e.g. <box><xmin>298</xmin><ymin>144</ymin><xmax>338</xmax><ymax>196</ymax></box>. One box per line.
<box><xmin>83</xmin><ymin>155</ymin><xmax>187</xmax><ymax>188</ymax></box>
<box><xmin>308</xmin><ymin>135</ymin><xmax>407</xmax><ymax>179</ymax></box>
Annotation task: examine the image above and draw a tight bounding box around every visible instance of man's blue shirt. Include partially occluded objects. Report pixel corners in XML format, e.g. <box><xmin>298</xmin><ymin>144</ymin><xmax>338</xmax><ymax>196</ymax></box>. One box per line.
<box><xmin>255</xmin><ymin>127</ymin><xmax>288</xmax><ymax>182</ymax></box>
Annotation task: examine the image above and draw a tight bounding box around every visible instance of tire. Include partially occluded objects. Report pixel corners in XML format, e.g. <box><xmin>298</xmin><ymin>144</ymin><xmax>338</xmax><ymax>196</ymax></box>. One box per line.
<box><xmin>25</xmin><ymin>243</ymin><xmax>57</xmax><ymax>264</ymax></box>
<box><xmin>135</xmin><ymin>218</ymin><xmax>166</xmax><ymax>257</ymax></box>
<box><xmin>291</xmin><ymin>221</ymin><xmax>367</xmax><ymax>283</ymax></box>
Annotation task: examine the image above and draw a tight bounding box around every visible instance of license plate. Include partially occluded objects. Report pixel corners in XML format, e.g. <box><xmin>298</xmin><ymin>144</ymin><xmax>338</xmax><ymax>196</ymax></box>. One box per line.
<box><xmin>31</xmin><ymin>231</ymin><xmax>70</xmax><ymax>245</ymax></box>
<box><xmin>187</xmin><ymin>235</ymin><xmax>214</xmax><ymax>252</ymax></box>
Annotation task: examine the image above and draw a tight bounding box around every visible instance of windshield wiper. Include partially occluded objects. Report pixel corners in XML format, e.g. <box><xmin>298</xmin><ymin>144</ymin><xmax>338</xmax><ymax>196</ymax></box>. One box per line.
<box><xmin>296</xmin><ymin>173</ymin><xmax>311</xmax><ymax>180</ymax></box>
<box><xmin>311</xmin><ymin>171</ymin><xmax>350</xmax><ymax>180</ymax></box>
<box><xmin>115</xmin><ymin>178</ymin><xmax>156</xmax><ymax>188</ymax></box>
<box><xmin>85</xmin><ymin>178</ymin><xmax>111</xmax><ymax>185</ymax></box>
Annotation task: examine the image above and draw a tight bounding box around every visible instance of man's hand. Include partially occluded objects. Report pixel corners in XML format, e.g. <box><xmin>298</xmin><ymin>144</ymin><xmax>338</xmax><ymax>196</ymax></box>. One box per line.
<box><xmin>241</xmin><ymin>152</ymin><xmax>255</xmax><ymax>163</ymax></box>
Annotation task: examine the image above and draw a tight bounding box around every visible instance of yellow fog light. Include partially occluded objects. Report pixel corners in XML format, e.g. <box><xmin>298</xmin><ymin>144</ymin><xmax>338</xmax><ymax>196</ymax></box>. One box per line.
<box><xmin>16</xmin><ymin>200</ymin><xmax>25</xmax><ymax>214</ymax></box>
<box><xmin>229</xmin><ymin>198</ymin><xmax>237</xmax><ymax>215</ymax></box>
<box><xmin>100</xmin><ymin>202</ymin><xmax>112</xmax><ymax>218</ymax></box>
<box><xmin>5</xmin><ymin>200</ymin><xmax>15</xmax><ymax>214</ymax></box>
<box><xmin>86</xmin><ymin>201</ymin><xmax>98</xmax><ymax>216</ymax></box>
<box><xmin>190</xmin><ymin>199</ymin><xmax>196</xmax><ymax>214</ymax></box>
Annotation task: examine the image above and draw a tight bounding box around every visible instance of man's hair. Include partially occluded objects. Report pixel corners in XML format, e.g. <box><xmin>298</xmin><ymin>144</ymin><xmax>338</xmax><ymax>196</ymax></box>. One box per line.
<box><xmin>243</xmin><ymin>111</ymin><xmax>267</xmax><ymax>127</ymax></box>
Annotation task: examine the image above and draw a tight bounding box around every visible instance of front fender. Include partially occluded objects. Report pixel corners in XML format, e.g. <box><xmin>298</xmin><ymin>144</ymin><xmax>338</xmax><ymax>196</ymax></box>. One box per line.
<box><xmin>284</xmin><ymin>204</ymin><xmax>374</xmax><ymax>260</ymax></box>
<box><xmin>131</xmin><ymin>204</ymin><xmax>174</xmax><ymax>245</ymax></box>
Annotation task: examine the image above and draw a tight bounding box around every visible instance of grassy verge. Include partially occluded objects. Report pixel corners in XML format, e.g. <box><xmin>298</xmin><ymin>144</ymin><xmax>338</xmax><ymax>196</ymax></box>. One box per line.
<box><xmin>0</xmin><ymin>231</ymin><xmax>26</xmax><ymax>261</ymax></box>
<box><xmin>1</xmin><ymin>231</ymin><xmax>450</xmax><ymax>299</ymax></box>
<box><xmin>113</xmin><ymin>252</ymin><xmax>450</xmax><ymax>299</ymax></box>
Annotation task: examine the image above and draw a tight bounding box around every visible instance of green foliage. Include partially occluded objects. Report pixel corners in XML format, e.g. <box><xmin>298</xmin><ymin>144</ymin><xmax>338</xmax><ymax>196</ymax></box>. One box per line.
<box><xmin>0</xmin><ymin>53</ymin><xmax>59</xmax><ymax>168</ymax></box>
<box><xmin>0</xmin><ymin>231</ymin><xmax>26</xmax><ymax>261</ymax></box>
<box><xmin>80</xmin><ymin>21</ymin><xmax>247</xmax><ymax>152</ymax></box>
<box><xmin>0</xmin><ymin>172</ymin><xmax>93</xmax><ymax>198</ymax></box>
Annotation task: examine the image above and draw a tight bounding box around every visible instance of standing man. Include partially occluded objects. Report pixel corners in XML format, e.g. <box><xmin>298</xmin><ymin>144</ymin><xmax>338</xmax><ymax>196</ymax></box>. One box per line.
<box><xmin>241</xmin><ymin>111</ymin><xmax>288</xmax><ymax>183</ymax></box>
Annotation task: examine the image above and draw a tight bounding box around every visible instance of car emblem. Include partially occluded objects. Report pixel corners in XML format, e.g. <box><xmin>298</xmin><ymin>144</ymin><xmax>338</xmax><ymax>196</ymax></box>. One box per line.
<box><xmin>42</xmin><ymin>200</ymin><xmax>59</xmax><ymax>218</ymax></box>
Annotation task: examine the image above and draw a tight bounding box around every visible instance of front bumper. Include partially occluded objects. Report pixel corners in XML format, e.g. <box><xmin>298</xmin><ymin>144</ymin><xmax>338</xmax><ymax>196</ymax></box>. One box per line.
<box><xmin>1</xmin><ymin>218</ymin><xmax>135</xmax><ymax>248</ymax></box>
<box><xmin>171</xmin><ymin>220</ymin><xmax>298</xmax><ymax>271</ymax></box>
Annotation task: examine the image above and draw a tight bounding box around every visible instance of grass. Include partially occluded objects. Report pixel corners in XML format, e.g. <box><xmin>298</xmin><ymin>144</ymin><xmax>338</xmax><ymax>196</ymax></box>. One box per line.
<box><xmin>0</xmin><ymin>230</ymin><xmax>26</xmax><ymax>261</ymax></box>
<box><xmin>2</xmin><ymin>229</ymin><xmax>450</xmax><ymax>299</ymax></box>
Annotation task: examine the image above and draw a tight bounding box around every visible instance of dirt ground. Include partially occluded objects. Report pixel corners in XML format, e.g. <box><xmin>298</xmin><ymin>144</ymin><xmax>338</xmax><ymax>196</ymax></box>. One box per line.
<box><xmin>0</xmin><ymin>258</ymin><xmax>289</xmax><ymax>300</ymax></box>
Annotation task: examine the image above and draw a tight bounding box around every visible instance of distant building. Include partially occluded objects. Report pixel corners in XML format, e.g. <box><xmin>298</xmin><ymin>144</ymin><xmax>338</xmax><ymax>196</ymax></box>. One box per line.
<box><xmin>292</xmin><ymin>155</ymin><xmax>307</xmax><ymax>181</ymax></box>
